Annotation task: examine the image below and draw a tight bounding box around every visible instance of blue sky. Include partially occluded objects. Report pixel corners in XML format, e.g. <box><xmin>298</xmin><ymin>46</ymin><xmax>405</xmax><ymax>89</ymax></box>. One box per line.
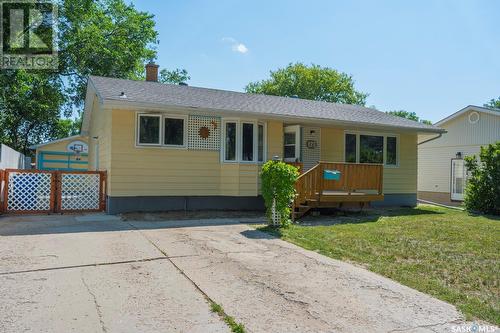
<box><xmin>130</xmin><ymin>0</ymin><xmax>499</xmax><ymax>122</ymax></box>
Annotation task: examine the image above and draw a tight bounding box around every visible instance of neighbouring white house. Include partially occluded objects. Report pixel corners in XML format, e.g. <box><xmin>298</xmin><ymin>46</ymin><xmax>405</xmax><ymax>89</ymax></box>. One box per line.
<box><xmin>418</xmin><ymin>105</ymin><xmax>500</xmax><ymax>205</ymax></box>
<box><xmin>0</xmin><ymin>144</ymin><xmax>29</xmax><ymax>170</ymax></box>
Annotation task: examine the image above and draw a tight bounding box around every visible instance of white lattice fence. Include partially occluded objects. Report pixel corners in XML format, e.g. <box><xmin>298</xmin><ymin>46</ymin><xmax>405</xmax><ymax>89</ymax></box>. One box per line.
<box><xmin>188</xmin><ymin>115</ymin><xmax>221</xmax><ymax>150</ymax></box>
<box><xmin>60</xmin><ymin>173</ymin><xmax>101</xmax><ymax>211</ymax></box>
<box><xmin>6</xmin><ymin>171</ymin><xmax>54</xmax><ymax>212</ymax></box>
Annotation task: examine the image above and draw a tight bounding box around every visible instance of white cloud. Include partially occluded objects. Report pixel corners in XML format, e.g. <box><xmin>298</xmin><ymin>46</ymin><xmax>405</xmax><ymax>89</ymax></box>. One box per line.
<box><xmin>233</xmin><ymin>43</ymin><xmax>248</xmax><ymax>54</ymax></box>
<box><xmin>222</xmin><ymin>37</ymin><xmax>249</xmax><ymax>54</ymax></box>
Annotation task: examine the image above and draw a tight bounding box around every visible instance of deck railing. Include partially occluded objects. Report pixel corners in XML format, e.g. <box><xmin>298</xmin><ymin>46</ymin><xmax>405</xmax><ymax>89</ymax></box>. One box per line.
<box><xmin>293</xmin><ymin>162</ymin><xmax>384</xmax><ymax>207</ymax></box>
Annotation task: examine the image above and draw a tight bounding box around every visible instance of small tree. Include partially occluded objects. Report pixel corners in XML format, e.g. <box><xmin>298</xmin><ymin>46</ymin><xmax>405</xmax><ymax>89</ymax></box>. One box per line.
<box><xmin>261</xmin><ymin>161</ymin><xmax>299</xmax><ymax>227</ymax></box>
<box><xmin>464</xmin><ymin>142</ymin><xmax>500</xmax><ymax>215</ymax></box>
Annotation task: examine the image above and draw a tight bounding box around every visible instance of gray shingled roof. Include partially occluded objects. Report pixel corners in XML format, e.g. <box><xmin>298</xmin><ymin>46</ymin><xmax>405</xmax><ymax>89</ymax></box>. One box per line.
<box><xmin>89</xmin><ymin>75</ymin><xmax>443</xmax><ymax>133</ymax></box>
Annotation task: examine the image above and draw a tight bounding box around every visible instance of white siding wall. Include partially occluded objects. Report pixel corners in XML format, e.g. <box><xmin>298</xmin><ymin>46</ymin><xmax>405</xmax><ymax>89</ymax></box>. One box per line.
<box><xmin>418</xmin><ymin>110</ymin><xmax>500</xmax><ymax>193</ymax></box>
<box><xmin>0</xmin><ymin>144</ymin><xmax>26</xmax><ymax>169</ymax></box>
<box><xmin>301</xmin><ymin>127</ymin><xmax>321</xmax><ymax>171</ymax></box>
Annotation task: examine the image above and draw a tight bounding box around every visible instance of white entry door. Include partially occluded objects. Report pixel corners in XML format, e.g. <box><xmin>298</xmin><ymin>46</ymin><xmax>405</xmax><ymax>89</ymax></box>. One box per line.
<box><xmin>451</xmin><ymin>159</ymin><xmax>466</xmax><ymax>201</ymax></box>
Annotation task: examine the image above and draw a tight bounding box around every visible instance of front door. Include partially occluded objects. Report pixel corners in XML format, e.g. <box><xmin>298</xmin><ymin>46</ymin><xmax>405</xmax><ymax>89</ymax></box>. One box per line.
<box><xmin>451</xmin><ymin>159</ymin><xmax>466</xmax><ymax>201</ymax></box>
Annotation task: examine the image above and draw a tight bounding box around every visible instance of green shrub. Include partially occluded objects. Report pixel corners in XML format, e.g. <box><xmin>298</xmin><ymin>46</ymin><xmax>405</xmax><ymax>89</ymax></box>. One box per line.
<box><xmin>261</xmin><ymin>160</ymin><xmax>299</xmax><ymax>227</ymax></box>
<box><xmin>464</xmin><ymin>142</ymin><xmax>500</xmax><ymax>215</ymax></box>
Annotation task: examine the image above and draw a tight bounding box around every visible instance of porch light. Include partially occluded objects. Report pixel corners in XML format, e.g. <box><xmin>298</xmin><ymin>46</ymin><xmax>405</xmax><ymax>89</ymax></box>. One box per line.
<box><xmin>456</xmin><ymin>152</ymin><xmax>462</xmax><ymax>159</ymax></box>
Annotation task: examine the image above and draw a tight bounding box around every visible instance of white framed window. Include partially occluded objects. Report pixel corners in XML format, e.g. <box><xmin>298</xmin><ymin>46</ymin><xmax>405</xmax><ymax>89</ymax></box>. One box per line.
<box><xmin>223</xmin><ymin>120</ymin><xmax>238</xmax><ymax>162</ymax></box>
<box><xmin>163</xmin><ymin>115</ymin><xmax>187</xmax><ymax>148</ymax></box>
<box><xmin>137</xmin><ymin>114</ymin><xmax>161</xmax><ymax>145</ymax></box>
<box><xmin>222</xmin><ymin>119</ymin><xmax>266</xmax><ymax>163</ymax></box>
<box><xmin>284</xmin><ymin>125</ymin><xmax>300</xmax><ymax>162</ymax></box>
<box><xmin>344</xmin><ymin>131</ymin><xmax>399</xmax><ymax>167</ymax></box>
<box><xmin>136</xmin><ymin>113</ymin><xmax>187</xmax><ymax>148</ymax></box>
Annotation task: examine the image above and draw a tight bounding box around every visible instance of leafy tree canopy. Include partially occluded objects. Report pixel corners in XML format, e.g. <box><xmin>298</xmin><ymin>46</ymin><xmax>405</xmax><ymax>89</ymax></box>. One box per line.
<box><xmin>1</xmin><ymin>0</ymin><xmax>192</xmax><ymax>153</ymax></box>
<box><xmin>484</xmin><ymin>97</ymin><xmax>500</xmax><ymax>109</ymax></box>
<box><xmin>159</xmin><ymin>68</ymin><xmax>190</xmax><ymax>85</ymax></box>
<box><xmin>0</xmin><ymin>70</ymin><xmax>65</xmax><ymax>154</ymax></box>
<box><xmin>245</xmin><ymin>63</ymin><xmax>368</xmax><ymax>105</ymax></box>
<box><xmin>58</xmin><ymin>0</ymin><xmax>159</xmax><ymax>110</ymax></box>
<box><xmin>386</xmin><ymin>110</ymin><xmax>432</xmax><ymax>125</ymax></box>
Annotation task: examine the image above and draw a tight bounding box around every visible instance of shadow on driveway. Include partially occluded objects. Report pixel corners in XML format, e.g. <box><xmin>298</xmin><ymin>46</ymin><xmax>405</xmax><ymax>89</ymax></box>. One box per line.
<box><xmin>0</xmin><ymin>213</ymin><xmax>265</xmax><ymax>236</ymax></box>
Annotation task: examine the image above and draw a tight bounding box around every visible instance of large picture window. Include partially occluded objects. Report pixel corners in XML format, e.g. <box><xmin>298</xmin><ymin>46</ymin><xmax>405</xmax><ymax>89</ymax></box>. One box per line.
<box><xmin>344</xmin><ymin>132</ymin><xmax>399</xmax><ymax>166</ymax></box>
<box><xmin>360</xmin><ymin>135</ymin><xmax>384</xmax><ymax>164</ymax></box>
<box><xmin>137</xmin><ymin>113</ymin><xmax>186</xmax><ymax>148</ymax></box>
<box><xmin>223</xmin><ymin>120</ymin><xmax>266</xmax><ymax>163</ymax></box>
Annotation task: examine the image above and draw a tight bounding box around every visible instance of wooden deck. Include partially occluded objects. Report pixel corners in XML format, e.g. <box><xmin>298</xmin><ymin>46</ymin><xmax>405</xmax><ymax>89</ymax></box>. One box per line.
<box><xmin>292</xmin><ymin>162</ymin><xmax>384</xmax><ymax>220</ymax></box>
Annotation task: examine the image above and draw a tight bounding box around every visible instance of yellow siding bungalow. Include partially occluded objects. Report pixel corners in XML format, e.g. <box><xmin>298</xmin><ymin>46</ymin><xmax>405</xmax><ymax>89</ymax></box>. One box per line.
<box><xmin>81</xmin><ymin>64</ymin><xmax>444</xmax><ymax>214</ymax></box>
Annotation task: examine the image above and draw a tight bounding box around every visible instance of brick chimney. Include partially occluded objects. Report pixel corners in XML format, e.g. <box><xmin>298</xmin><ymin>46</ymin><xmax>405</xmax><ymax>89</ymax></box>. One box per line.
<box><xmin>145</xmin><ymin>62</ymin><xmax>159</xmax><ymax>82</ymax></box>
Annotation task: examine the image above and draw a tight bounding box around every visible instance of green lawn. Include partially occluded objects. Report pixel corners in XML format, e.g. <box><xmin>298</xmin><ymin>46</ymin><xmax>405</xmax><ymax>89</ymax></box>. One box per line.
<box><xmin>259</xmin><ymin>205</ymin><xmax>500</xmax><ymax>325</ymax></box>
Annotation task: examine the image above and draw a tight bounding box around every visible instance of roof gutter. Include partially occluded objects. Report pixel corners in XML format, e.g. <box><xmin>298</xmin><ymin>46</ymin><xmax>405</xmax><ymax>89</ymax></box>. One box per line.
<box><xmin>418</xmin><ymin>132</ymin><xmax>444</xmax><ymax>145</ymax></box>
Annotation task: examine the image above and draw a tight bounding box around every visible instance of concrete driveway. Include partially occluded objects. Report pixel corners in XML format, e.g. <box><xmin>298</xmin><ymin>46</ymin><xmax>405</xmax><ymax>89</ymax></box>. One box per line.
<box><xmin>0</xmin><ymin>213</ymin><xmax>475</xmax><ymax>333</ymax></box>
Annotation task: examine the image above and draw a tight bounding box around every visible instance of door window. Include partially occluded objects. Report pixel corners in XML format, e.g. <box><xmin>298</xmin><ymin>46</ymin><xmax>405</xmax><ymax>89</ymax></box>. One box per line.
<box><xmin>451</xmin><ymin>159</ymin><xmax>467</xmax><ymax>201</ymax></box>
<box><xmin>284</xmin><ymin>126</ymin><xmax>300</xmax><ymax>161</ymax></box>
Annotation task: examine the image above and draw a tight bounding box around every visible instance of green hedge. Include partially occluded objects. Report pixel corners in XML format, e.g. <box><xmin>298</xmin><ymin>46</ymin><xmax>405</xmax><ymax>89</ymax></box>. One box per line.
<box><xmin>464</xmin><ymin>142</ymin><xmax>500</xmax><ymax>215</ymax></box>
<box><xmin>261</xmin><ymin>160</ymin><xmax>299</xmax><ymax>227</ymax></box>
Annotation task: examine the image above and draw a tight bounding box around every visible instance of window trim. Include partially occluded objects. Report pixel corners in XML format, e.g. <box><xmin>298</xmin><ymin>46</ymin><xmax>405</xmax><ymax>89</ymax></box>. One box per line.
<box><xmin>221</xmin><ymin>118</ymin><xmax>266</xmax><ymax>164</ymax></box>
<box><xmin>257</xmin><ymin>122</ymin><xmax>267</xmax><ymax>163</ymax></box>
<box><xmin>136</xmin><ymin>112</ymin><xmax>188</xmax><ymax>149</ymax></box>
<box><xmin>136</xmin><ymin>113</ymin><xmax>162</xmax><ymax>146</ymax></box>
<box><xmin>384</xmin><ymin>135</ymin><xmax>399</xmax><ymax>167</ymax></box>
<box><xmin>343</xmin><ymin>131</ymin><xmax>400</xmax><ymax>167</ymax></box>
<box><xmin>163</xmin><ymin>114</ymin><xmax>188</xmax><ymax>148</ymax></box>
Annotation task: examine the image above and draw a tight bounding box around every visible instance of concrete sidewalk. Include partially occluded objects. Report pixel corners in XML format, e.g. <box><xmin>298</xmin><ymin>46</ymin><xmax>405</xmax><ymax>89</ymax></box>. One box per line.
<box><xmin>0</xmin><ymin>214</ymin><xmax>486</xmax><ymax>333</ymax></box>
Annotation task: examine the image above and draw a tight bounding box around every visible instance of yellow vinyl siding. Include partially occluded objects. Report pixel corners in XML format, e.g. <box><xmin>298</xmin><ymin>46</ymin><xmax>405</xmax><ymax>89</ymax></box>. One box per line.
<box><xmin>109</xmin><ymin>109</ymin><xmax>260</xmax><ymax>197</ymax></box>
<box><xmin>88</xmin><ymin>97</ymin><xmax>111</xmax><ymax>172</ymax></box>
<box><xmin>266</xmin><ymin>121</ymin><xmax>283</xmax><ymax>160</ymax></box>
<box><xmin>320</xmin><ymin>128</ymin><xmax>344</xmax><ymax>161</ymax></box>
<box><xmin>383</xmin><ymin>133</ymin><xmax>417</xmax><ymax>193</ymax></box>
<box><xmin>320</xmin><ymin>129</ymin><xmax>417</xmax><ymax>194</ymax></box>
<box><xmin>93</xmin><ymin>107</ymin><xmax>419</xmax><ymax>197</ymax></box>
